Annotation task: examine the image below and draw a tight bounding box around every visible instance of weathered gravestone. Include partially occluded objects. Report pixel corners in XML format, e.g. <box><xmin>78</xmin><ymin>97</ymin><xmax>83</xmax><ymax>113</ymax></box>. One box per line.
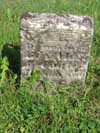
<box><xmin>20</xmin><ymin>13</ymin><xmax>93</xmax><ymax>84</ymax></box>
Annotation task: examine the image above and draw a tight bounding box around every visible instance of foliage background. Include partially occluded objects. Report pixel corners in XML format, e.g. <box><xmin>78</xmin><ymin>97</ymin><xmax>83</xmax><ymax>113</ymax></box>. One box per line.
<box><xmin>0</xmin><ymin>0</ymin><xmax>100</xmax><ymax>132</ymax></box>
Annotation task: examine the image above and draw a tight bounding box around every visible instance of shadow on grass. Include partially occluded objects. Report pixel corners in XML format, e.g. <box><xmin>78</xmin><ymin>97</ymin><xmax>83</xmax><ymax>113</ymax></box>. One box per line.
<box><xmin>2</xmin><ymin>43</ymin><xmax>20</xmax><ymax>78</ymax></box>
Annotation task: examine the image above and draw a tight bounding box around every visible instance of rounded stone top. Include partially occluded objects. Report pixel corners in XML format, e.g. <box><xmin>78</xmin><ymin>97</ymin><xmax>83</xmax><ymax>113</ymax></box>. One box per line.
<box><xmin>21</xmin><ymin>12</ymin><xmax>93</xmax><ymax>32</ymax></box>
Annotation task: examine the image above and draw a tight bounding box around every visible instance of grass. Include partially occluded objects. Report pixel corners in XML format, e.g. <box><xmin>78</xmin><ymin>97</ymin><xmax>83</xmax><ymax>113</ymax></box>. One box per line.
<box><xmin>0</xmin><ymin>0</ymin><xmax>100</xmax><ymax>132</ymax></box>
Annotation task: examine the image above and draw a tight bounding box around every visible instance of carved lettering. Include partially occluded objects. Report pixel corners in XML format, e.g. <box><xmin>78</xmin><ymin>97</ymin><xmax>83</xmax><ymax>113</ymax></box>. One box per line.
<box><xmin>20</xmin><ymin>13</ymin><xmax>93</xmax><ymax>84</ymax></box>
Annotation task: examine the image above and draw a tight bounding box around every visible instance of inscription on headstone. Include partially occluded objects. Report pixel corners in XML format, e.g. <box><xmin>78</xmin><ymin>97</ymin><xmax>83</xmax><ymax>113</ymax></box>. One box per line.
<box><xmin>20</xmin><ymin>13</ymin><xmax>93</xmax><ymax>84</ymax></box>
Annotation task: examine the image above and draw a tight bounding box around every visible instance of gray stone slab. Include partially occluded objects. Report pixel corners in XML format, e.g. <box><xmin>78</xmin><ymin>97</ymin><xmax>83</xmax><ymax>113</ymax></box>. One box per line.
<box><xmin>20</xmin><ymin>13</ymin><xmax>93</xmax><ymax>84</ymax></box>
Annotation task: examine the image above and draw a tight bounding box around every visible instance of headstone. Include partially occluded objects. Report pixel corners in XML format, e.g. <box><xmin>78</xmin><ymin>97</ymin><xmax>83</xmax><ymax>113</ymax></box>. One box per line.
<box><xmin>20</xmin><ymin>13</ymin><xmax>93</xmax><ymax>84</ymax></box>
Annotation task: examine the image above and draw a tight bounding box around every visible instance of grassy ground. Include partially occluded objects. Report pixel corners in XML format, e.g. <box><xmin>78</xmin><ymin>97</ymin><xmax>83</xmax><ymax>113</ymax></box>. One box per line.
<box><xmin>0</xmin><ymin>0</ymin><xmax>100</xmax><ymax>132</ymax></box>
